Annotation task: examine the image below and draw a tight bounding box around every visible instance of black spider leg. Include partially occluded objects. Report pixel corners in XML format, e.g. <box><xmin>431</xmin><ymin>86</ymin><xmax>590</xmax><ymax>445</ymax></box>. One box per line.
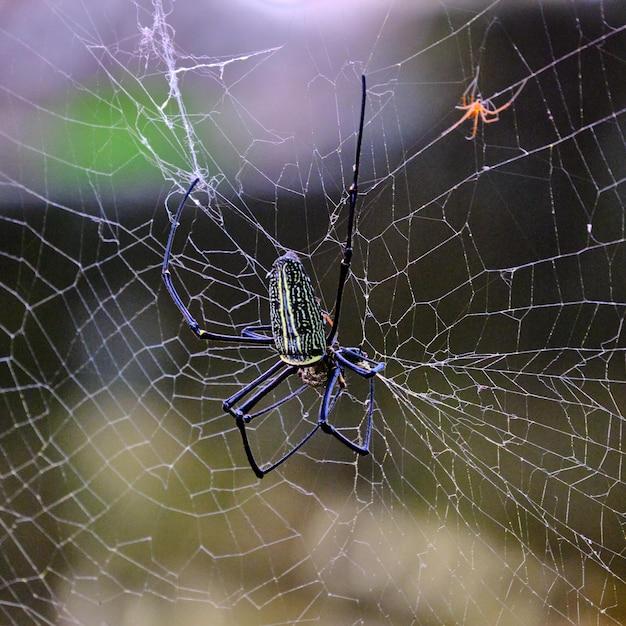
<box><xmin>223</xmin><ymin>361</ymin><xmax>320</xmax><ymax>478</ymax></box>
<box><xmin>223</xmin><ymin>360</ymin><xmax>290</xmax><ymax>415</ymax></box>
<box><xmin>226</xmin><ymin>348</ymin><xmax>384</xmax><ymax>478</ymax></box>
<box><xmin>318</xmin><ymin>360</ymin><xmax>374</xmax><ymax>456</ymax></box>
<box><xmin>246</xmin><ymin>383</ymin><xmax>308</xmax><ymax>420</ymax></box>
<box><xmin>335</xmin><ymin>347</ymin><xmax>385</xmax><ymax>378</ymax></box>
<box><xmin>162</xmin><ymin>178</ymin><xmax>274</xmax><ymax>345</ymax></box>
<box><xmin>327</xmin><ymin>74</ymin><xmax>367</xmax><ymax>347</ymax></box>
<box><xmin>241</xmin><ymin>325</ymin><xmax>273</xmax><ymax>340</ymax></box>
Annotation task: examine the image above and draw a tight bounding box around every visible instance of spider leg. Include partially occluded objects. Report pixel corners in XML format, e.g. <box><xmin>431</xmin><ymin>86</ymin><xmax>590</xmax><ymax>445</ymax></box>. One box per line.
<box><xmin>461</xmin><ymin>67</ymin><xmax>480</xmax><ymax>104</ymax></box>
<box><xmin>162</xmin><ymin>178</ymin><xmax>274</xmax><ymax>346</ymax></box>
<box><xmin>223</xmin><ymin>360</ymin><xmax>319</xmax><ymax>478</ymax></box>
<box><xmin>318</xmin><ymin>365</ymin><xmax>374</xmax><ymax>455</ymax></box>
<box><xmin>242</xmin><ymin>325</ymin><xmax>273</xmax><ymax>340</ymax></box>
<box><xmin>441</xmin><ymin>108</ymin><xmax>474</xmax><ymax>137</ymax></box>
<box><xmin>235</xmin><ymin>366</ymin><xmax>299</xmax><ymax>420</ymax></box>
<box><xmin>488</xmin><ymin>78</ymin><xmax>528</xmax><ymax>115</ymax></box>
<box><xmin>327</xmin><ymin>75</ymin><xmax>367</xmax><ymax>347</ymax></box>
<box><xmin>466</xmin><ymin>113</ymin><xmax>480</xmax><ymax>140</ymax></box>
<box><xmin>246</xmin><ymin>384</ymin><xmax>308</xmax><ymax>420</ymax></box>
<box><xmin>334</xmin><ymin>347</ymin><xmax>385</xmax><ymax>378</ymax></box>
<box><xmin>223</xmin><ymin>361</ymin><xmax>296</xmax><ymax>420</ymax></box>
<box><xmin>481</xmin><ymin>98</ymin><xmax>496</xmax><ymax>113</ymax></box>
<box><xmin>239</xmin><ymin>422</ymin><xmax>320</xmax><ymax>479</ymax></box>
<box><xmin>321</xmin><ymin>312</ymin><xmax>335</xmax><ymax>329</ymax></box>
<box><xmin>228</xmin><ymin>350</ymin><xmax>383</xmax><ymax>476</ymax></box>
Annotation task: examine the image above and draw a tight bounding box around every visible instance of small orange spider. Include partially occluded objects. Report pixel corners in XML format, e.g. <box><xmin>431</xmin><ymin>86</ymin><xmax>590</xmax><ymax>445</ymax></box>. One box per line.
<box><xmin>446</xmin><ymin>67</ymin><xmax>527</xmax><ymax>140</ymax></box>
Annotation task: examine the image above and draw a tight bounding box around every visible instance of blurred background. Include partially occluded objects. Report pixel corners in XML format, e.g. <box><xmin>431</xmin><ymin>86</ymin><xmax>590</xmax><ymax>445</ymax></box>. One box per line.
<box><xmin>1</xmin><ymin>0</ymin><xmax>625</xmax><ymax>624</ymax></box>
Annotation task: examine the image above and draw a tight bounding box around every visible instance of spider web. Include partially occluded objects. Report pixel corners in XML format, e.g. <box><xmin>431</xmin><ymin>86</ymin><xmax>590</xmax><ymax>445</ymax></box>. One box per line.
<box><xmin>1</xmin><ymin>1</ymin><xmax>625</xmax><ymax>624</ymax></box>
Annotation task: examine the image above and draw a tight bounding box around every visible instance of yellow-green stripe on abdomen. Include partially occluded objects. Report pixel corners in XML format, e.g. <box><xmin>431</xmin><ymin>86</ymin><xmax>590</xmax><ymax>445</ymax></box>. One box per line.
<box><xmin>269</xmin><ymin>253</ymin><xmax>325</xmax><ymax>365</ymax></box>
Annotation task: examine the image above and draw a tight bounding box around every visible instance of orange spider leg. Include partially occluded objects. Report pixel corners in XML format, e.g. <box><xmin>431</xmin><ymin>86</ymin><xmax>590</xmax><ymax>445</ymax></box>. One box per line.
<box><xmin>442</xmin><ymin>106</ymin><xmax>476</xmax><ymax>136</ymax></box>
<box><xmin>322</xmin><ymin>312</ymin><xmax>334</xmax><ymax>328</ymax></box>
<box><xmin>457</xmin><ymin>86</ymin><xmax>477</xmax><ymax>111</ymax></box>
<box><xmin>480</xmin><ymin>106</ymin><xmax>500</xmax><ymax>124</ymax></box>
<box><xmin>485</xmin><ymin>79</ymin><xmax>528</xmax><ymax>115</ymax></box>
<box><xmin>470</xmin><ymin>111</ymin><xmax>480</xmax><ymax>139</ymax></box>
<box><xmin>460</xmin><ymin>66</ymin><xmax>480</xmax><ymax>106</ymax></box>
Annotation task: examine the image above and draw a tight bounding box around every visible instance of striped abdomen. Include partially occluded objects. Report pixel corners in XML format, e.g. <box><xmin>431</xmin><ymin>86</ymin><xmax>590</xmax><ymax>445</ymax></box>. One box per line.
<box><xmin>269</xmin><ymin>251</ymin><xmax>326</xmax><ymax>365</ymax></box>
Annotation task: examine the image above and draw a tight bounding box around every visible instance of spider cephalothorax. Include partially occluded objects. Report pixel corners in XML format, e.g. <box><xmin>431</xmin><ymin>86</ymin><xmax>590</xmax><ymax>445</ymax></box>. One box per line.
<box><xmin>162</xmin><ymin>75</ymin><xmax>384</xmax><ymax>478</ymax></box>
<box><xmin>297</xmin><ymin>361</ymin><xmax>331</xmax><ymax>388</ymax></box>
<box><xmin>296</xmin><ymin>349</ymin><xmax>348</xmax><ymax>390</ymax></box>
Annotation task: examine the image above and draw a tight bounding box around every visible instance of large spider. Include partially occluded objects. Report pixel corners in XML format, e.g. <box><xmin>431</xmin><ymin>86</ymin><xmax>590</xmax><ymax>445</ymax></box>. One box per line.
<box><xmin>162</xmin><ymin>75</ymin><xmax>384</xmax><ymax>478</ymax></box>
